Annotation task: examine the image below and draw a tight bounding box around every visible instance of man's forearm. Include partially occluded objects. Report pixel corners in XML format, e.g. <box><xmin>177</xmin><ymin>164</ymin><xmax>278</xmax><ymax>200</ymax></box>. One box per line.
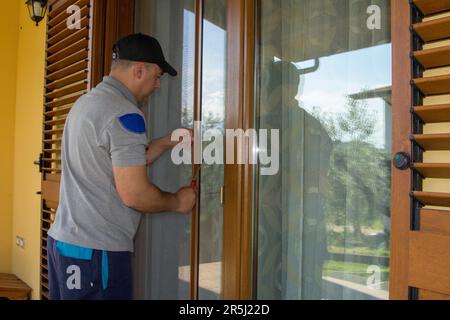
<box><xmin>132</xmin><ymin>183</ymin><xmax>179</xmax><ymax>213</ymax></box>
<box><xmin>146</xmin><ymin>136</ymin><xmax>172</xmax><ymax>165</ymax></box>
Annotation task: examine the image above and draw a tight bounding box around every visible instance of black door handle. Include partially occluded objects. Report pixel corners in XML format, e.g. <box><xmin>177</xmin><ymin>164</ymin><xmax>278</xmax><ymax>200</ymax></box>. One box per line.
<box><xmin>393</xmin><ymin>152</ymin><xmax>411</xmax><ymax>170</ymax></box>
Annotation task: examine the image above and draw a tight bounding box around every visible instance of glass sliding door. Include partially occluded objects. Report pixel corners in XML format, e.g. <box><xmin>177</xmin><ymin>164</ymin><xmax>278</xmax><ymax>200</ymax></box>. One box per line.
<box><xmin>254</xmin><ymin>0</ymin><xmax>392</xmax><ymax>300</ymax></box>
<box><xmin>134</xmin><ymin>0</ymin><xmax>195</xmax><ymax>299</ymax></box>
<box><xmin>198</xmin><ymin>0</ymin><xmax>227</xmax><ymax>300</ymax></box>
<box><xmin>134</xmin><ymin>0</ymin><xmax>227</xmax><ymax>300</ymax></box>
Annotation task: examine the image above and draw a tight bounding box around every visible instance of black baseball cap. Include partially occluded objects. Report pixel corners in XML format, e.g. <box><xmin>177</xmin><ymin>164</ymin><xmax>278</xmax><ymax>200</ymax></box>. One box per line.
<box><xmin>112</xmin><ymin>33</ymin><xmax>178</xmax><ymax>77</ymax></box>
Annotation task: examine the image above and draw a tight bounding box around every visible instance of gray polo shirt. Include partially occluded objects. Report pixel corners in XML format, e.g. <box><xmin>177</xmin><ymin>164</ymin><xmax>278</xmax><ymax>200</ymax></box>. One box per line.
<box><xmin>48</xmin><ymin>76</ymin><xmax>148</xmax><ymax>252</ymax></box>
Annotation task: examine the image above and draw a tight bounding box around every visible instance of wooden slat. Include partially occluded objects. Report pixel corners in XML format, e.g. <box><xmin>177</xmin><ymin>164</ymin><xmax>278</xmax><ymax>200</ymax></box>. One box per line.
<box><xmin>43</xmin><ymin>118</ymin><xmax>66</xmax><ymax>126</ymax></box>
<box><xmin>413</xmin><ymin>0</ymin><xmax>450</xmax><ymax>16</ymax></box>
<box><xmin>45</xmin><ymin>93</ymin><xmax>83</xmax><ymax>109</ymax></box>
<box><xmin>409</xmin><ymin>231</ymin><xmax>450</xmax><ymax>295</ymax></box>
<box><xmin>46</xmin><ymin>70</ymin><xmax>88</xmax><ymax>91</ymax></box>
<box><xmin>413</xmin><ymin>16</ymin><xmax>450</xmax><ymax>43</ymax></box>
<box><xmin>47</xmin><ymin>48</ymin><xmax>88</xmax><ymax>73</ymax></box>
<box><xmin>41</xmin><ymin>290</ymin><xmax>49</xmax><ymax>300</ymax></box>
<box><xmin>414</xmin><ymin>45</ymin><xmax>450</xmax><ymax>69</ymax></box>
<box><xmin>42</xmin><ymin>209</ymin><xmax>56</xmax><ymax>215</ymax></box>
<box><xmin>46</xmin><ymin>60</ymin><xmax>88</xmax><ymax>82</ymax></box>
<box><xmin>413</xmin><ymin>163</ymin><xmax>450</xmax><ymax>178</ymax></box>
<box><xmin>45</xmin><ymin>81</ymin><xmax>87</xmax><ymax>100</ymax></box>
<box><xmin>41</xmin><ymin>281</ymin><xmax>49</xmax><ymax>291</ymax></box>
<box><xmin>414</xmin><ymin>133</ymin><xmax>450</xmax><ymax>150</ymax></box>
<box><xmin>48</xmin><ymin>16</ymin><xmax>89</xmax><ymax>46</ymax></box>
<box><xmin>47</xmin><ymin>27</ymin><xmax>89</xmax><ymax>55</ymax></box>
<box><xmin>43</xmin><ymin>139</ymin><xmax>62</xmax><ymax>144</ymax></box>
<box><xmin>421</xmin><ymin>209</ymin><xmax>450</xmax><ymax>234</ymax></box>
<box><xmin>47</xmin><ymin>38</ymin><xmax>89</xmax><ymax>64</ymax></box>
<box><xmin>413</xmin><ymin>74</ymin><xmax>450</xmax><ymax>96</ymax></box>
<box><xmin>414</xmin><ymin>104</ymin><xmax>450</xmax><ymax>123</ymax></box>
<box><xmin>43</xmin><ymin>128</ymin><xmax>64</xmax><ymax>135</ymax></box>
<box><xmin>42</xmin><ymin>158</ymin><xmax>62</xmax><ymax>163</ymax></box>
<box><xmin>44</xmin><ymin>106</ymin><xmax>72</xmax><ymax>117</ymax></box>
<box><xmin>41</xmin><ymin>218</ymin><xmax>52</xmax><ymax>225</ymax></box>
<box><xmin>43</xmin><ymin>149</ymin><xmax>62</xmax><ymax>153</ymax></box>
<box><xmin>48</xmin><ymin>0</ymin><xmax>79</xmax><ymax>20</ymax></box>
<box><xmin>43</xmin><ymin>168</ymin><xmax>62</xmax><ymax>173</ymax></box>
<box><xmin>48</xmin><ymin>5</ymin><xmax>90</xmax><ymax>38</ymax></box>
<box><xmin>48</xmin><ymin>0</ymin><xmax>89</xmax><ymax>26</ymax></box>
<box><xmin>413</xmin><ymin>191</ymin><xmax>450</xmax><ymax>207</ymax></box>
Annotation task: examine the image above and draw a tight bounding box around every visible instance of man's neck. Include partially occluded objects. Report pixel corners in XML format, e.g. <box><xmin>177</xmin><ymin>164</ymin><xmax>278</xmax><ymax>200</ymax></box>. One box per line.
<box><xmin>109</xmin><ymin>74</ymin><xmax>142</xmax><ymax>104</ymax></box>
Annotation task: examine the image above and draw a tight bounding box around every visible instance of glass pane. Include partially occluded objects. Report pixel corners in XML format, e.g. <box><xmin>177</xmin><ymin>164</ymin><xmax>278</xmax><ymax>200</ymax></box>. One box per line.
<box><xmin>198</xmin><ymin>0</ymin><xmax>227</xmax><ymax>300</ymax></box>
<box><xmin>134</xmin><ymin>0</ymin><xmax>195</xmax><ymax>299</ymax></box>
<box><xmin>254</xmin><ymin>0</ymin><xmax>392</xmax><ymax>300</ymax></box>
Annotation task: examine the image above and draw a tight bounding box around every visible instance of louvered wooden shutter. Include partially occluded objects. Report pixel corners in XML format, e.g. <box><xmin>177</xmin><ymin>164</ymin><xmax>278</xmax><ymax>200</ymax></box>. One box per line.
<box><xmin>392</xmin><ymin>0</ymin><xmax>450</xmax><ymax>300</ymax></box>
<box><xmin>40</xmin><ymin>0</ymin><xmax>105</xmax><ymax>300</ymax></box>
<box><xmin>39</xmin><ymin>0</ymin><xmax>135</xmax><ymax>300</ymax></box>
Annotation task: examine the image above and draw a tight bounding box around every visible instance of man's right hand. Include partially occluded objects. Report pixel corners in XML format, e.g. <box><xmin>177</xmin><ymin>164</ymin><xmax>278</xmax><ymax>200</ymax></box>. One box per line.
<box><xmin>175</xmin><ymin>187</ymin><xmax>196</xmax><ymax>214</ymax></box>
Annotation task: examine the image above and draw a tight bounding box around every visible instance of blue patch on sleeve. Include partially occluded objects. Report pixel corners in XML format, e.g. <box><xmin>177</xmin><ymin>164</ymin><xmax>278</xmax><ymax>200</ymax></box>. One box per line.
<box><xmin>118</xmin><ymin>113</ymin><xmax>146</xmax><ymax>134</ymax></box>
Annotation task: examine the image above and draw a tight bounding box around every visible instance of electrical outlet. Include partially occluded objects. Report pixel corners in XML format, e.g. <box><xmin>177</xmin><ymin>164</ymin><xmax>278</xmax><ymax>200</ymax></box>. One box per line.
<box><xmin>16</xmin><ymin>236</ymin><xmax>25</xmax><ymax>249</ymax></box>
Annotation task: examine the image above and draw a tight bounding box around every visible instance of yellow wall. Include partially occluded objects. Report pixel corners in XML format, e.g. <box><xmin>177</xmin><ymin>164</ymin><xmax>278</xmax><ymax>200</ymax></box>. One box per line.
<box><xmin>11</xmin><ymin>3</ymin><xmax>46</xmax><ymax>299</ymax></box>
<box><xmin>0</xmin><ymin>0</ymin><xmax>20</xmax><ymax>273</ymax></box>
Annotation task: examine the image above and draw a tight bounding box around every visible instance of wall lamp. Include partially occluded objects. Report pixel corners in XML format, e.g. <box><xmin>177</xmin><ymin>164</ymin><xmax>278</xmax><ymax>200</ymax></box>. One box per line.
<box><xmin>26</xmin><ymin>0</ymin><xmax>48</xmax><ymax>26</ymax></box>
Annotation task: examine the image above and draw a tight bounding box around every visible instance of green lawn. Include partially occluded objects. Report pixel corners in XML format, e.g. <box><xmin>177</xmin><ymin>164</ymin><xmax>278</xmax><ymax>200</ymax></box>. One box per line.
<box><xmin>328</xmin><ymin>246</ymin><xmax>389</xmax><ymax>257</ymax></box>
<box><xmin>323</xmin><ymin>260</ymin><xmax>389</xmax><ymax>281</ymax></box>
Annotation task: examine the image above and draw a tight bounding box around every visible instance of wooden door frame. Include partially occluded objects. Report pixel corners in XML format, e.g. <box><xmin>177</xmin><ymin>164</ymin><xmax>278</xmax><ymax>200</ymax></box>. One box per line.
<box><xmin>229</xmin><ymin>0</ymin><xmax>415</xmax><ymax>300</ymax></box>
<box><xmin>222</xmin><ymin>0</ymin><xmax>255</xmax><ymax>300</ymax></box>
<box><xmin>103</xmin><ymin>0</ymin><xmax>135</xmax><ymax>76</ymax></box>
<box><xmin>389</xmin><ymin>0</ymin><xmax>413</xmax><ymax>300</ymax></box>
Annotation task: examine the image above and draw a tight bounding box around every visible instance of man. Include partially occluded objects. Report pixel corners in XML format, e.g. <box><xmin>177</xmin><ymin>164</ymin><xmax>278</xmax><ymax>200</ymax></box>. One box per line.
<box><xmin>47</xmin><ymin>33</ymin><xmax>196</xmax><ymax>300</ymax></box>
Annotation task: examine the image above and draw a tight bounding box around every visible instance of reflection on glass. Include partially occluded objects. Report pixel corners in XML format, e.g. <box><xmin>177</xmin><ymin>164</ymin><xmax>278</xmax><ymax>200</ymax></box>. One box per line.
<box><xmin>198</xmin><ymin>0</ymin><xmax>227</xmax><ymax>300</ymax></box>
<box><xmin>255</xmin><ymin>0</ymin><xmax>392</xmax><ymax>300</ymax></box>
<box><xmin>134</xmin><ymin>0</ymin><xmax>195</xmax><ymax>299</ymax></box>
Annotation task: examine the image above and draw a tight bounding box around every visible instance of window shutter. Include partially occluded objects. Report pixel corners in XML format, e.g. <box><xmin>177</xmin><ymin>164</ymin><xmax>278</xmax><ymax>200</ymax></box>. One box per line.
<box><xmin>392</xmin><ymin>0</ymin><xmax>450</xmax><ymax>300</ymax></box>
<box><xmin>40</xmin><ymin>0</ymin><xmax>105</xmax><ymax>300</ymax></box>
<box><xmin>39</xmin><ymin>0</ymin><xmax>134</xmax><ymax>300</ymax></box>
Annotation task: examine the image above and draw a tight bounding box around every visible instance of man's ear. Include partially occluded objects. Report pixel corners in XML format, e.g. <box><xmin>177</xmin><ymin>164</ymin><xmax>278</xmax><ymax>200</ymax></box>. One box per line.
<box><xmin>133</xmin><ymin>62</ymin><xmax>145</xmax><ymax>80</ymax></box>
